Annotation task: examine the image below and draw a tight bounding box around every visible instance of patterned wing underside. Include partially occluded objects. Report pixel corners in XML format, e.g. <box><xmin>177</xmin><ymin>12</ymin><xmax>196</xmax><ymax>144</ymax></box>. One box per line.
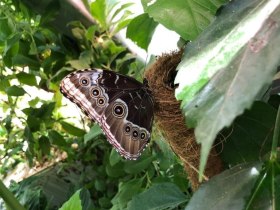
<box><xmin>60</xmin><ymin>68</ymin><xmax>154</xmax><ymax>160</ymax></box>
<box><xmin>102</xmin><ymin>91</ymin><xmax>154</xmax><ymax>159</ymax></box>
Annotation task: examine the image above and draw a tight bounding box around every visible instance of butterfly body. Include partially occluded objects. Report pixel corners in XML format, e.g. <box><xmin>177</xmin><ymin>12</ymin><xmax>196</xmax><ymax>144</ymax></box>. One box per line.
<box><xmin>60</xmin><ymin>69</ymin><xmax>154</xmax><ymax>160</ymax></box>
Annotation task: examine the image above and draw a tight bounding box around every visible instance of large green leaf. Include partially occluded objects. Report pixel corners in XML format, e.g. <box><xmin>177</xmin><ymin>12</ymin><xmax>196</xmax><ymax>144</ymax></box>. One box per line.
<box><xmin>185</xmin><ymin>160</ymin><xmax>280</xmax><ymax>210</ymax></box>
<box><xmin>128</xmin><ymin>183</ymin><xmax>187</xmax><ymax>210</ymax></box>
<box><xmin>219</xmin><ymin>101</ymin><xmax>277</xmax><ymax>165</ymax></box>
<box><xmin>185</xmin><ymin>162</ymin><xmax>262</xmax><ymax>210</ymax></box>
<box><xmin>126</xmin><ymin>13</ymin><xmax>158</xmax><ymax>50</ymax></box>
<box><xmin>141</xmin><ymin>0</ymin><xmax>227</xmax><ymax>40</ymax></box>
<box><xmin>174</xmin><ymin>0</ymin><xmax>280</xmax><ymax>176</ymax></box>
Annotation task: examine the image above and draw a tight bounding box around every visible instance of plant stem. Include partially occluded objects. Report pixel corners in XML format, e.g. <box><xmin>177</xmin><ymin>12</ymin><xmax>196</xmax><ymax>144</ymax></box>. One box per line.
<box><xmin>0</xmin><ymin>180</ymin><xmax>26</xmax><ymax>210</ymax></box>
<box><xmin>270</xmin><ymin>105</ymin><xmax>280</xmax><ymax>161</ymax></box>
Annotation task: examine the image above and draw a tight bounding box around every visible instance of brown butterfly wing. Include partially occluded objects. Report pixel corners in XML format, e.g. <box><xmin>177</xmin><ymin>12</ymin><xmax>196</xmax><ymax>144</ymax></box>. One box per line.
<box><xmin>60</xmin><ymin>68</ymin><xmax>154</xmax><ymax>159</ymax></box>
<box><xmin>101</xmin><ymin>90</ymin><xmax>154</xmax><ymax>159</ymax></box>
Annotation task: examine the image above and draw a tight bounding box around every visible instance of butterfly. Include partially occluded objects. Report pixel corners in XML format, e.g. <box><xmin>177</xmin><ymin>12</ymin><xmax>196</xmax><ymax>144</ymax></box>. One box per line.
<box><xmin>60</xmin><ymin>68</ymin><xmax>154</xmax><ymax>160</ymax></box>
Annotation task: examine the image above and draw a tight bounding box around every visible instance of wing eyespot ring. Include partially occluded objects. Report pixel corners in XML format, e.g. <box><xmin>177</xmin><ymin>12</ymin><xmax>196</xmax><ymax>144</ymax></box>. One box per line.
<box><xmin>90</xmin><ymin>86</ymin><xmax>101</xmax><ymax>98</ymax></box>
<box><xmin>112</xmin><ymin>102</ymin><xmax>126</xmax><ymax>118</ymax></box>
<box><xmin>140</xmin><ymin>131</ymin><xmax>147</xmax><ymax>140</ymax></box>
<box><xmin>124</xmin><ymin>123</ymin><xmax>132</xmax><ymax>135</ymax></box>
<box><xmin>97</xmin><ymin>96</ymin><xmax>106</xmax><ymax>107</ymax></box>
<box><xmin>131</xmin><ymin>127</ymin><xmax>140</xmax><ymax>141</ymax></box>
<box><xmin>80</xmin><ymin>77</ymin><xmax>90</xmax><ymax>86</ymax></box>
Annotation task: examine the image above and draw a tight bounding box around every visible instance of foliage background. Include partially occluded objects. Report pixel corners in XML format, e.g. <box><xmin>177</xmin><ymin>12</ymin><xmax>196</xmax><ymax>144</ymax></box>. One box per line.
<box><xmin>0</xmin><ymin>0</ymin><xmax>189</xmax><ymax>209</ymax></box>
<box><xmin>0</xmin><ymin>0</ymin><xmax>280</xmax><ymax>209</ymax></box>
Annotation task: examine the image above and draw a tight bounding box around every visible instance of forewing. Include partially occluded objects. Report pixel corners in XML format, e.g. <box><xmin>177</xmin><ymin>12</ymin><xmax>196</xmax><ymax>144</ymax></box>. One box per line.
<box><xmin>60</xmin><ymin>69</ymin><xmax>109</xmax><ymax>123</ymax></box>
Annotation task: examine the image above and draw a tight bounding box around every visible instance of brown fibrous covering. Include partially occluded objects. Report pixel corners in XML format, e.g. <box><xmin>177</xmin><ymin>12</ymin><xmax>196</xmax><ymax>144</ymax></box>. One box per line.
<box><xmin>145</xmin><ymin>50</ymin><xmax>223</xmax><ymax>190</ymax></box>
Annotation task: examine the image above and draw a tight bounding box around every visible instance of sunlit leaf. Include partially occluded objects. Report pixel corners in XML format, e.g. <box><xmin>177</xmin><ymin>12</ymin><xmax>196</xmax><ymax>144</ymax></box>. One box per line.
<box><xmin>109</xmin><ymin>3</ymin><xmax>134</xmax><ymax>23</ymax></box>
<box><xmin>141</xmin><ymin>0</ymin><xmax>227</xmax><ymax>40</ymax></box>
<box><xmin>59</xmin><ymin>189</ymin><xmax>82</xmax><ymax>210</ymax></box>
<box><xmin>5</xmin><ymin>85</ymin><xmax>26</xmax><ymax>96</ymax></box>
<box><xmin>174</xmin><ymin>0</ymin><xmax>280</xmax><ymax>176</ymax></box>
<box><xmin>90</xmin><ymin>0</ymin><xmax>107</xmax><ymax>29</ymax></box>
<box><xmin>0</xmin><ymin>76</ymin><xmax>10</xmax><ymax>91</ymax></box>
<box><xmin>16</xmin><ymin>72</ymin><xmax>37</xmax><ymax>86</ymax></box>
<box><xmin>127</xmin><ymin>13</ymin><xmax>158</xmax><ymax>50</ymax></box>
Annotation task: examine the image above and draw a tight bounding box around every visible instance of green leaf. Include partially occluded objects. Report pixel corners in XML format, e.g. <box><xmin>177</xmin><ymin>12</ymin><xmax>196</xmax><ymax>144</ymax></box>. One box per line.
<box><xmin>79</xmin><ymin>188</ymin><xmax>95</xmax><ymax>210</ymax></box>
<box><xmin>85</xmin><ymin>25</ymin><xmax>97</xmax><ymax>41</ymax></box>
<box><xmin>60</xmin><ymin>121</ymin><xmax>86</xmax><ymax>137</ymax></box>
<box><xmin>71</xmin><ymin>27</ymin><xmax>85</xmax><ymax>40</ymax></box>
<box><xmin>106</xmin><ymin>161</ymin><xmax>125</xmax><ymax>178</ymax></box>
<box><xmin>0</xmin><ymin>17</ymin><xmax>15</xmax><ymax>41</ymax></box>
<box><xmin>109</xmin><ymin>149</ymin><xmax>122</xmax><ymax>166</ymax></box>
<box><xmin>27</xmin><ymin>115</ymin><xmax>41</xmax><ymax>132</ymax></box>
<box><xmin>4</xmin><ymin>115</ymin><xmax>12</xmax><ymax>133</ymax></box>
<box><xmin>219</xmin><ymin>101</ymin><xmax>277</xmax><ymax>165</ymax></box>
<box><xmin>112</xmin><ymin>179</ymin><xmax>143</xmax><ymax>209</ymax></box>
<box><xmin>126</xmin><ymin>13</ymin><xmax>158</xmax><ymax>50</ymax></box>
<box><xmin>84</xmin><ymin>124</ymin><xmax>103</xmax><ymax>143</ymax></box>
<box><xmin>0</xmin><ymin>76</ymin><xmax>10</xmax><ymax>91</ymax></box>
<box><xmin>109</xmin><ymin>3</ymin><xmax>134</xmax><ymax>23</ymax></box>
<box><xmin>5</xmin><ymin>85</ymin><xmax>26</xmax><ymax>96</ymax></box>
<box><xmin>124</xmin><ymin>156</ymin><xmax>154</xmax><ymax>174</ymax></box>
<box><xmin>16</xmin><ymin>72</ymin><xmax>37</xmax><ymax>86</ymax></box>
<box><xmin>94</xmin><ymin>179</ymin><xmax>106</xmax><ymax>192</ymax></box>
<box><xmin>90</xmin><ymin>0</ymin><xmax>107</xmax><ymax>29</ymax></box>
<box><xmin>22</xmin><ymin>102</ymin><xmax>55</xmax><ymax>119</ymax></box>
<box><xmin>12</xmin><ymin>54</ymin><xmax>40</xmax><ymax>70</ymax></box>
<box><xmin>128</xmin><ymin>183</ymin><xmax>187</xmax><ymax>210</ymax></box>
<box><xmin>24</xmin><ymin>126</ymin><xmax>35</xmax><ymax>165</ymax></box>
<box><xmin>185</xmin><ymin>162</ymin><xmax>261</xmax><ymax>210</ymax></box>
<box><xmin>48</xmin><ymin>130</ymin><xmax>67</xmax><ymax>147</ymax></box>
<box><xmin>3</xmin><ymin>34</ymin><xmax>20</xmax><ymax>67</ymax></box>
<box><xmin>39</xmin><ymin>136</ymin><xmax>51</xmax><ymax>156</ymax></box>
<box><xmin>29</xmin><ymin>40</ymin><xmax>38</xmax><ymax>55</ymax></box>
<box><xmin>112</xmin><ymin>17</ymin><xmax>131</xmax><ymax>36</ymax></box>
<box><xmin>155</xmin><ymin>136</ymin><xmax>176</xmax><ymax>169</ymax></box>
<box><xmin>59</xmin><ymin>189</ymin><xmax>82</xmax><ymax>210</ymax></box>
<box><xmin>28</xmin><ymin>97</ymin><xmax>40</xmax><ymax>107</ymax></box>
<box><xmin>79</xmin><ymin>50</ymin><xmax>93</xmax><ymax>66</ymax></box>
<box><xmin>67</xmin><ymin>59</ymin><xmax>90</xmax><ymax>70</ymax></box>
<box><xmin>141</xmin><ymin>0</ymin><xmax>226</xmax><ymax>40</ymax></box>
<box><xmin>174</xmin><ymin>0</ymin><xmax>280</xmax><ymax>177</ymax></box>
